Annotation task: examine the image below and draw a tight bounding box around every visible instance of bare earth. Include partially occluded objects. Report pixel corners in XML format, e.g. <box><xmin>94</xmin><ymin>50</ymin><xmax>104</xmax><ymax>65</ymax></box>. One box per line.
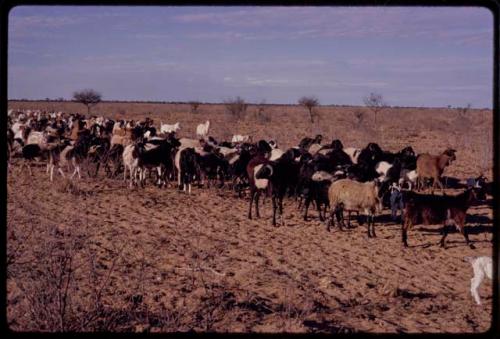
<box><xmin>6</xmin><ymin>101</ymin><xmax>494</xmax><ymax>333</ymax></box>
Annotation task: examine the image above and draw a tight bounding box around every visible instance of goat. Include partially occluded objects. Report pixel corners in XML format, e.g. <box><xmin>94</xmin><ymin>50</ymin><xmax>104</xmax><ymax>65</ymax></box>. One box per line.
<box><xmin>298</xmin><ymin>134</ymin><xmax>322</xmax><ymax>150</ymax></box>
<box><xmin>463</xmin><ymin>256</ymin><xmax>493</xmax><ymax>305</ymax></box>
<box><xmin>327</xmin><ymin>178</ymin><xmax>383</xmax><ymax>237</ymax></box>
<box><xmin>160</xmin><ymin>122</ymin><xmax>180</xmax><ymax>134</ymax></box>
<box><xmin>135</xmin><ymin>139</ymin><xmax>179</xmax><ymax>187</ymax></box>
<box><xmin>19</xmin><ymin>144</ymin><xmax>45</xmax><ymax>176</ymax></box>
<box><xmin>231</xmin><ymin>134</ymin><xmax>251</xmax><ymax>143</ymax></box>
<box><xmin>197</xmin><ymin>151</ymin><xmax>229</xmax><ymax>188</ymax></box>
<box><xmin>269</xmin><ymin>148</ymin><xmax>285</xmax><ymax>161</ymax></box>
<box><xmin>122</xmin><ymin>144</ymin><xmax>141</xmax><ymax>188</ymax></box>
<box><xmin>416</xmin><ymin>148</ymin><xmax>456</xmax><ymax>192</ymax></box>
<box><xmin>401</xmin><ymin>187</ymin><xmax>485</xmax><ymax>248</ymax></box>
<box><xmin>253</xmin><ymin>151</ymin><xmax>297</xmax><ymax>226</ymax></box>
<box><xmin>196</xmin><ymin>120</ymin><xmax>210</xmax><ymax>138</ymax></box>
<box><xmin>344</xmin><ymin>147</ymin><xmax>361</xmax><ymax>164</ymax></box>
<box><xmin>179</xmin><ymin>147</ymin><xmax>201</xmax><ymax>194</ymax></box>
<box><xmin>303</xmin><ymin>170</ymin><xmax>345</xmax><ymax>221</ymax></box>
<box><xmin>399</xmin><ymin>169</ymin><xmax>418</xmax><ymax>190</ymax></box>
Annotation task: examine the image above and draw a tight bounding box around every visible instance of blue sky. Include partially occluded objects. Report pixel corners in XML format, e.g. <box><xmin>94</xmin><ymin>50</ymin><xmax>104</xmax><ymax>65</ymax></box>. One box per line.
<box><xmin>8</xmin><ymin>6</ymin><xmax>494</xmax><ymax>108</ymax></box>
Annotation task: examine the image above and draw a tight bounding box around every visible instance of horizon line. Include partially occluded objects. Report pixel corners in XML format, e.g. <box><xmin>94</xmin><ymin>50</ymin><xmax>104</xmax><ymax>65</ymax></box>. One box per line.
<box><xmin>7</xmin><ymin>98</ymin><xmax>492</xmax><ymax>111</ymax></box>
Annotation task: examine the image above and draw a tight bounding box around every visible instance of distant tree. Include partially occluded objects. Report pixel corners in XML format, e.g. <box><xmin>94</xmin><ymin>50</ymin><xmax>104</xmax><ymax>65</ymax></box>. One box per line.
<box><xmin>57</xmin><ymin>97</ymin><xmax>65</xmax><ymax>102</ymax></box>
<box><xmin>363</xmin><ymin>92</ymin><xmax>387</xmax><ymax>124</ymax></box>
<box><xmin>73</xmin><ymin>89</ymin><xmax>102</xmax><ymax>114</ymax></box>
<box><xmin>189</xmin><ymin>101</ymin><xmax>201</xmax><ymax>114</ymax></box>
<box><xmin>224</xmin><ymin>96</ymin><xmax>248</xmax><ymax>119</ymax></box>
<box><xmin>298</xmin><ymin>96</ymin><xmax>319</xmax><ymax>123</ymax></box>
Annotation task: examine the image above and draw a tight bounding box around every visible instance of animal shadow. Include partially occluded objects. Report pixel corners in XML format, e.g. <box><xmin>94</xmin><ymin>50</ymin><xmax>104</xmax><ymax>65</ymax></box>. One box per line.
<box><xmin>303</xmin><ymin>320</ymin><xmax>355</xmax><ymax>333</ymax></box>
<box><xmin>395</xmin><ymin>288</ymin><xmax>435</xmax><ymax>299</ymax></box>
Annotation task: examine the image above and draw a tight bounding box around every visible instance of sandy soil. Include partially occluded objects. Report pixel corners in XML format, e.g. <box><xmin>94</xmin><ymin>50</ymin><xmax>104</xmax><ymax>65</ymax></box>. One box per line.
<box><xmin>6</xmin><ymin>102</ymin><xmax>495</xmax><ymax>333</ymax></box>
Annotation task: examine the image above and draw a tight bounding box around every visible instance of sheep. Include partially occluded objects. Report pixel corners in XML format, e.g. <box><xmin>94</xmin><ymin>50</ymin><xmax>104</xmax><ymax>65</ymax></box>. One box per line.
<box><xmin>416</xmin><ymin>148</ymin><xmax>456</xmax><ymax>192</ymax></box>
<box><xmin>327</xmin><ymin>178</ymin><xmax>383</xmax><ymax>237</ymax></box>
<box><xmin>160</xmin><ymin>122</ymin><xmax>180</xmax><ymax>134</ymax></box>
<box><xmin>463</xmin><ymin>256</ymin><xmax>493</xmax><ymax>305</ymax></box>
<box><xmin>196</xmin><ymin>120</ymin><xmax>210</xmax><ymax>138</ymax></box>
<box><xmin>401</xmin><ymin>187</ymin><xmax>485</xmax><ymax>248</ymax></box>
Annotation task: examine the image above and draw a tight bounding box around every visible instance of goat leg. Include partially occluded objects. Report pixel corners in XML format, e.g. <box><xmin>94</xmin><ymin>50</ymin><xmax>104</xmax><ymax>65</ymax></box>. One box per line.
<box><xmin>303</xmin><ymin>196</ymin><xmax>311</xmax><ymax>221</ymax></box>
<box><xmin>402</xmin><ymin>220</ymin><xmax>410</xmax><ymax>247</ymax></box>
<box><xmin>326</xmin><ymin>209</ymin><xmax>334</xmax><ymax>232</ymax></box>
<box><xmin>370</xmin><ymin>215</ymin><xmax>376</xmax><ymax>237</ymax></box>
<box><xmin>440</xmin><ymin>224</ymin><xmax>449</xmax><ymax>248</ymax></box>
<box><xmin>458</xmin><ymin>223</ymin><xmax>475</xmax><ymax>249</ymax></box>
<box><xmin>255</xmin><ymin>191</ymin><xmax>261</xmax><ymax>218</ymax></box>
<box><xmin>248</xmin><ymin>189</ymin><xmax>255</xmax><ymax>219</ymax></box>
<box><xmin>272</xmin><ymin>196</ymin><xmax>277</xmax><ymax>226</ymax></box>
<box><xmin>279</xmin><ymin>196</ymin><xmax>284</xmax><ymax>226</ymax></box>
<box><xmin>336</xmin><ymin>207</ymin><xmax>345</xmax><ymax>231</ymax></box>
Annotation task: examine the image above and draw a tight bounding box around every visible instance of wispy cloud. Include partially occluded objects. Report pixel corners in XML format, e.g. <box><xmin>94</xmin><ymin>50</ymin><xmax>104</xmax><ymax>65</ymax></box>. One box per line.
<box><xmin>174</xmin><ymin>7</ymin><xmax>491</xmax><ymax>45</ymax></box>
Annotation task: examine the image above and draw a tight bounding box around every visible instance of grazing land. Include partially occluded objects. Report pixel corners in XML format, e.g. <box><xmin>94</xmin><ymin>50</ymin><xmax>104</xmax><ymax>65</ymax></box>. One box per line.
<box><xmin>7</xmin><ymin>101</ymin><xmax>494</xmax><ymax>333</ymax></box>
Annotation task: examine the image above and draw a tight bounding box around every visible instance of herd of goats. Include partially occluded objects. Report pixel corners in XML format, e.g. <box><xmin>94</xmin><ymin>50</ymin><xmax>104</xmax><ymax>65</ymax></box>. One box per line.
<box><xmin>6</xmin><ymin>108</ymin><xmax>494</xmax><ymax>305</ymax></box>
<box><xmin>7</xmin><ymin>109</ymin><xmax>491</xmax><ymax>252</ymax></box>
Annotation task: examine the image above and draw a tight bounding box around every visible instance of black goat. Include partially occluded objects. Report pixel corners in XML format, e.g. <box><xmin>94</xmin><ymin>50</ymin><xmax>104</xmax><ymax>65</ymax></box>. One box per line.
<box><xmin>254</xmin><ymin>151</ymin><xmax>297</xmax><ymax>226</ymax></box>
<box><xmin>179</xmin><ymin>147</ymin><xmax>201</xmax><ymax>194</ymax></box>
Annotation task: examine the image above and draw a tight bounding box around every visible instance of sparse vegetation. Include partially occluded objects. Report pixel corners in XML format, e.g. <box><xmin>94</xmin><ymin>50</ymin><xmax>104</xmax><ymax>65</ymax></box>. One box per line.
<box><xmin>73</xmin><ymin>89</ymin><xmax>102</xmax><ymax>115</ymax></box>
<box><xmin>224</xmin><ymin>96</ymin><xmax>248</xmax><ymax>119</ymax></box>
<box><xmin>298</xmin><ymin>96</ymin><xmax>319</xmax><ymax>123</ymax></box>
<box><xmin>7</xmin><ymin>99</ymin><xmax>494</xmax><ymax>332</ymax></box>
<box><xmin>363</xmin><ymin>92</ymin><xmax>387</xmax><ymax>124</ymax></box>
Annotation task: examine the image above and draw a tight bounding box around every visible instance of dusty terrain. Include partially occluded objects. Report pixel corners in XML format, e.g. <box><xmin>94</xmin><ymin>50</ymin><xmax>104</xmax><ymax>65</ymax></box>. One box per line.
<box><xmin>6</xmin><ymin>101</ymin><xmax>495</xmax><ymax>333</ymax></box>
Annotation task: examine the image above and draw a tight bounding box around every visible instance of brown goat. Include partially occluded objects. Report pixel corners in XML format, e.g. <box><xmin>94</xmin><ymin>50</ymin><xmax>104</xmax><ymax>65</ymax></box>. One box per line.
<box><xmin>402</xmin><ymin>187</ymin><xmax>484</xmax><ymax>249</ymax></box>
<box><xmin>416</xmin><ymin>148</ymin><xmax>456</xmax><ymax>192</ymax></box>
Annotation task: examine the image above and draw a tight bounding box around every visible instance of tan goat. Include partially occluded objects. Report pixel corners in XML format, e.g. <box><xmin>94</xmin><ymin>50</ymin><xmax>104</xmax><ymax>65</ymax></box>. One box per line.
<box><xmin>416</xmin><ymin>148</ymin><xmax>456</xmax><ymax>192</ymax></box>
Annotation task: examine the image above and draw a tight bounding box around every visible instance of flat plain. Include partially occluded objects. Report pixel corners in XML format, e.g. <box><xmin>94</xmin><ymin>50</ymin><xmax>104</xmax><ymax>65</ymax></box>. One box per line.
<box><xmin>6</xmin><ymin>101</ymin><xmax>495</xmax><ymax>332</ymax></box>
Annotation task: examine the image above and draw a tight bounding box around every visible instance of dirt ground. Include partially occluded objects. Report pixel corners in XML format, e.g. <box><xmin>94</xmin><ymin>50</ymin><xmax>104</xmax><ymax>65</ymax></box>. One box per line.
<box><xmin>6</xmin><ymin>101</ymin><xmax>495</xmax><ymax>333</ymax></box>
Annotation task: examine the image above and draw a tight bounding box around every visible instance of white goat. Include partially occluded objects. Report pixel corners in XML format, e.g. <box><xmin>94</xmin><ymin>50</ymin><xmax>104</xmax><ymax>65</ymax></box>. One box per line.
<box><xmin>269</xmin><ymin>148</ymin><xmax>284</xmax><ymax>161</ymax></box>
<box><xmin>464</xmin><ymin>256</ymin><xmax>493</xmax><ymax>305</ymax></box>
<box><xmin>160</xmin><ymin>122</ymin><xmax>180</xmax><ymax>134</ymax></box>
<box><xmin>196</xmin><ymin>120</ymin><xmax>210</xmax><ymax>138</ymax></box>
<box><xmin>122</xmin><ymin>144</ymin><xmax>140</xmax><ymax>188</ymax></box>
<box><xmin>375</xmin><ymin>161</ymin><xmax>393</xmax><ymax>181</ymax></box>
<box><xmin>231</xmin><ymin>134</ymin><xmax>251</xmax><ymax>143</ymax></box>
